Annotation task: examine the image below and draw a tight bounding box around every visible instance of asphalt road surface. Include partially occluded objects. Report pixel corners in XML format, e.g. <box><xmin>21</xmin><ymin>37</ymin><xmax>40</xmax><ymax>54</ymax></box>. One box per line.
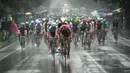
<box><xmin>3</xmin><ymin>31</ymin><xmax>130</xmax><ymax>73</ymax></box>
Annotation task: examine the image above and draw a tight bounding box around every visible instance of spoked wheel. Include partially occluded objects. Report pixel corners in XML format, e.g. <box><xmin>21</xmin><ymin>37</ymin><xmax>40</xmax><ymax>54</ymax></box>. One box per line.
<box><xmin>102</xmin><ymin>31</ymin><xmax>106</xmax><ymax>46</ymax></box>
<box><xmin>98</xmin><ymin>32</ymin><xmax>102</xmax><ymax>45</ymax></box>
<box><xmin>87</xmin><ymin>37</ymin><xmax>91</xmax><ymax>51</ymax></box>
<box><xmin>36</xmin><ymin>36</ymin><xmax>40</xmax><ymax>53</ymax></box>
<box><xmin>31</xmin><ymin>34</ymin><xmax>35</xmax><ymax>45</ymax></box>
<box><xmin>63</xmin><ymin>42</ymin><xmax>68</xmax><ymax>65</ymax></box>
<box><xmin>74</xmin><ymin>37</ymin><xmax>78</xmax><ymax>48</ymax></box>
<box><xmin>51</xmin><ymin>40</ymin><xmax>56</xmax><ymax>61</ymax></box>
<box><xmin>20</xmin><ymin>36</ymin><xmax>26</xmax><ymax>58</ymax></box>
<box><xmin>51</xmin><ymin>48</ymin><xmax>55</xmax><ymax>61</ymax></box>
<box><xmin>114</xmin><ymin>31</ymin><xmax>118</xmax><ymax>42</ymax></box>
<box><xmin>20</xmin><ymin>36</ymin><xmax>25</xmax><ymax>48</ymax></box>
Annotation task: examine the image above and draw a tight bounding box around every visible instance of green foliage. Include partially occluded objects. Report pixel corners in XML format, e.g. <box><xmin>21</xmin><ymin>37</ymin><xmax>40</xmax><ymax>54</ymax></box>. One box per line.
<box><xmin>0</xmin><ymin>0</ymin><xmax>44</xmax><ymax>12</ymax></box>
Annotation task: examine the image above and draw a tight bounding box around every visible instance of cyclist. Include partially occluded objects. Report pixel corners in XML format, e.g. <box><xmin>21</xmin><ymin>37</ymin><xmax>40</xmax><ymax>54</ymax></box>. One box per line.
<box><xmin>25</xmin><ymin>22</ymin><xmax>30</xmax><ymax>36</ymax></box>
<box><xmin>19</xmin><ymin>23</ymin><xmax>27</xmax><ymax>48</ymax></box>
<box><xmin>112</xmin><ymin>18</ymin><xmax>119</xmax><ymax>34</ymax></box>
<box><xmin>88</xmin><ymin>18</ymin><xmax>95</xmax><ymax>42</ymax></box>
<box><xmin>80</xmin><ymin>20</ymin><xmax>90</xmax><ymax>46</ymax></box>
<box><xmin>102</xmin><ymin>19</ymin><xmax>109</xmax><ymax>38</ymax></box>
<box><xmin>35</xmin><ymin>21</ymin><xmax>43</xmax><ymax>46</ymax></box>
<box><xmin>48</xmin><ymin>22</ymin><xmax>58</xmax><ymax>53</ymax></box>
<box><xmin>72</xmin><ymin>17</ymin><xmax>80</xmax><ymax>43</ymax></box>
<box><xmin>96</xmin><ymin>18</ymin><xmax>103</xmax><ymax>35</ymax></box>
<box><xmin>96</xmin><ymin>17</ymin><xmax>104</xmax><ymax>43</ymax></box>
<box><xmin>43</xmin><ymin>19</ymin><xmax>49</xmax><ymax>40</ymax></box>
<box><xmin>58</xmin><ymin>23</ymin><xmax>72</xmax><ymax>59</ymax></box>
<box><xmin>30</xmin><ymin>21</ymin><xmax>35</xmax><ymax>34</ymax></box>
<box><xmin>112</xmin><ymin>18</ymin><xmax>119</xmax><ymax>41</ymax></box>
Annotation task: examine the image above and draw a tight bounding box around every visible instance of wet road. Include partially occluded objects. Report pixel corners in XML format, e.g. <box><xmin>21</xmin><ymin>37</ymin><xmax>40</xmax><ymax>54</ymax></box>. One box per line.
<box><xmin>3</xmin><ymin>31</ymin><xmax>130</xmax><ymax>73</ymax></box>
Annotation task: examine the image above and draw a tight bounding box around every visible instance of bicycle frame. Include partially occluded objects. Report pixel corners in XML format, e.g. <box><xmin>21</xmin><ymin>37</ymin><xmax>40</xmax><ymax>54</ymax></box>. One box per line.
<box><xmin>97</xmin><ymin>30</ymin><xmax>102</xmax><ymax>45</ymax></box>
<box><xmin>84</xmin><ymin>31</ymin><xmax>91</xmax><ymax>50</ymax></box>
<box><xmin>63</xmin><ymin>40</ymin><xmax>68</xmax><ymax>63</ymax></box>
<box><xmin>113</xmin><ymin>28</ymin><xmax>118</xmax><ymax>41</ymax></box>
<box><xmin>50</xmin><ymin>38</ymin><xmax>56</xmax><ymax>60</ymax></box>
<box><xmin>35</xmin><ymin>34</ymin><xmax>41</xmax><ymax>48</ymax></box>
<box><xmin>59</xmin><ymin>38</ymin><xmax>68</xmax><ymax>63</ymax></box>
<box><xmin>102</xmin><ymin>29</ymin><xmax>108</xmax><ymax>45</ymax></box>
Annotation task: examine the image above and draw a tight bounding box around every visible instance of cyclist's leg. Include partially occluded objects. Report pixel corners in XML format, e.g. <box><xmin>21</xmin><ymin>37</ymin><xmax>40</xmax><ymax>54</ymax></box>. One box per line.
<box><xmin>23</xmin><ymin>36</ymin><xmax>26</xmax><ymax>47</ymax></box>
<box><xmin>48</xmin><ymin>32</ymin><xmax>52</xmax><ymax>52</ymax></box>
<box><xmin>90</xmin><ymin>31</ymin><xmax>93</xmax><ymax>42</ymax></box>
<box><xmin>20</xmin><ymin>36</ymin><xmax>22</xmax><ymax>46</ymax></box>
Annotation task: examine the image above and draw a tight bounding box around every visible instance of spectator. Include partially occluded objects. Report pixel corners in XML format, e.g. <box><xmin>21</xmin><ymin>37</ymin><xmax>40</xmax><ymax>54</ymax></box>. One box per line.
<box><xmin>1</xmin><ymin>17</ymin><xmax>8</xmax><ymax>41</ymax></box>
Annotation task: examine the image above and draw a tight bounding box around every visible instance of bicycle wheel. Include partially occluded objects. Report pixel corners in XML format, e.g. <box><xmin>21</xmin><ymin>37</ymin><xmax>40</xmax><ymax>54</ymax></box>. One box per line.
<box><xmin>102</xmin><ymin>31</ymin><xmax>106</xmax><ymax>46</ymax></box>
<box><xmin>81</xmin><ymin>34</ymin><xmax>84</xmax><ymax>46</ymax></box>
<box><xmin>31</xmin><ymin>34</ymin><xmax>35</xmax><ymax>45</ymax></box>
<box><xmin>83</xmin><ymin>36</ymin><xmax>87</xmax><ymax>50</ymax></box>
<box><xmin>114</xmin><ymin>31</ymin><xmax>118</xmax><ymax>42</ymax></box>
<box><xmin>51</xmin><ymin>40</ymin><xmax>56</xmax><ymax>60</ymax></box>
<box><xmin>36</xmin><ymin>35</ymin><xmax>40</xmax><ymax>48</ymax></box>
<box><xmin>20</xmin><ymin>36</ymin><xmax>25</xmax><ymax>48</ymax></box>
<box><xmin>20</xmin><ymin>38</ymin><xmax>23</xmax><ymax>48</ymax></box>
<box><xmin>64</xmin><ymin>42</ymin><xmax>67</xmax><ymax>63</ymax></box>
<box><xmin>87</xmin><ymin>34</ymin><xmax>91</xmax><ymax>50</ymax></box>
<box><xmin>74</xmin><ymin>37</ymin><xmax>78</xmax><ymax>48</ymax></box>
<box><xmin>98</xmin><ymin>32</ymin><xmax>101</xmax><ymax>45</ymax></box>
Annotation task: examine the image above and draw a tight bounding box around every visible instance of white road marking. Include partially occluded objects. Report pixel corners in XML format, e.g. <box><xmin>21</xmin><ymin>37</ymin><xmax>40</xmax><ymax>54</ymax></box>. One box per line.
<box><xmin>78</xmin><ymin>45</ymin><xmax>107</xmax><ymax>73</ymax></box>
<box><xmin>0</xmin><ymin>47</ymin><xmax>21</xmax><ymax>61</ymax></box>
<box><xmin>0</xmin><ymin>41</ymin><xmax>17</xmax><ymax>52</ymax></box>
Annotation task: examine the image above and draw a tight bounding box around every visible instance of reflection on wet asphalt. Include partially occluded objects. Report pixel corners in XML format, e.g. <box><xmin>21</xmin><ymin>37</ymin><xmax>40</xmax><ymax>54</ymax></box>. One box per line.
<box><xmin>3</xmin><ymin>34</ymin><xmax>130</xmax><ymax>73</ymax></box>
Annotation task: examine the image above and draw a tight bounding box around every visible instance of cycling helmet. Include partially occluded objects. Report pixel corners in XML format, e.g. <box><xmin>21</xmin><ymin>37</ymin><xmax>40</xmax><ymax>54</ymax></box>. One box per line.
<box><xmin>21</xmin><ymin>22</ymin><xmax>25</xmax><ymax>27</ymax></box>
<box><xmin>42</xmin><ymin>18</ymin><xmax>46</xmax><ymax>21</ymax></box>
<box><xmin>35</xmin><ymin>19</ymin><xmax>40</xmax><ymax>24</ymax></box>
<box><xmin>30</xmin><ymin>20</ymin><xmax>34</xmax><ymax>23</ymax></box>
<box><xmin>9</xmin><ymin>16</ymin><xmax>13</xmax><ymax>21</ymax></box>
<box><xmin>25</xmin><ymin>22</ymin><xmax>29</xmax><ymax>24</ymax></box>
<box><xmin>51</xmin><ymin>22</ymin><xmax>57</xmax><ymax>27</ymax></box>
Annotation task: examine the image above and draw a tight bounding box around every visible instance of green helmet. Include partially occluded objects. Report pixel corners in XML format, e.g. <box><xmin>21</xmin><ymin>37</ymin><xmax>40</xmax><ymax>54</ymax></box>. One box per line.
<box><xmin>10</xmin><ymin>17</ymin><xmax>13</xmax><ymax>21</ymax></box>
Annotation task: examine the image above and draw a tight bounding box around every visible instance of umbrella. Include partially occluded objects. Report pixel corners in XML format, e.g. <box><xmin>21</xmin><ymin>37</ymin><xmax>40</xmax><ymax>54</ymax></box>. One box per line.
<box><xmin>103</xmin><ymin>14</ymin><xmax>108</xmax><ymax>17</ymax></box>
<box><xmin>99</xmin><ymin>12</ymin><xmax>106</xmax><ymax>16</ymax></box>
<box><xmin>25</xmin><ymin>12</ymin><xmax>32</xmax><ymax>15</ymax></box>
<box><xmin>107</xmin><ymin>13</ymin><xmax>113</xmax><ymax>16</ymax></box>
<box><xmin>113</xmin><ymin>8</ymin><xmax>121</xmax><ymax>13</ymax></box>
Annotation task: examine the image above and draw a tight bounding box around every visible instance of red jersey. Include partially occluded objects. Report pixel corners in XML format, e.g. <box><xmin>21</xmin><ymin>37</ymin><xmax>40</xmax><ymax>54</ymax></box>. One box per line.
<box><xmin>58</xmin><ymin>24</ymin><xmax>72</xmax><ymax>37</ymax></box>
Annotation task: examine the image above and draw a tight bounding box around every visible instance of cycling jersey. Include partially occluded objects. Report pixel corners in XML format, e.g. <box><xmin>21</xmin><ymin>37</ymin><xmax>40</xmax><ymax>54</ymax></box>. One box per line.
<box><xmin>30</xmin><ymin>23</ymin><xmax>35</xmax><ymax>31</ymax></box>
<box><xmin>36</xmin><ymin>24</ymin><xmax>42</xmax><ymax>34</ymax></box>
<box><xmin>48</xmin><ymin>22</ymin><xmax>58</xmax><ymax>38</ymax></box>
<box><xmin>72</xmin><ymin>22</ymin><xmax>79</xmax><ymax>33</ymax></box>
<box><xmin>19</xmin><ymin>27</ymin><xmax>27</xmax><ymax>36</ymax></box>
<box><xmin>103</xmin><ymin>21</ymin><xmax>109</xmax><ymax>29</ymax></box>
<box><xmin>81</xmin><ymin>22</ymin><xmax>90</xmax><ymax>32</ymax></box>
<box><xmin>58</xmin><ymin>25</ymin><xmax>72</xmax><ymax>37</ymax></box>
<box><xmin>43</xmin><ymin>21</ymin><xmax>48</xmax><ymax>32</ymax></box>
<box><xmin>96</xmin><ymin>21</ymin><xmax>102</xmax><ymax>30</ymax></box>
<box><xmin>113</xmin><ymin>20</ymin><xmax>118</xmax><ymax>28</ymax></box>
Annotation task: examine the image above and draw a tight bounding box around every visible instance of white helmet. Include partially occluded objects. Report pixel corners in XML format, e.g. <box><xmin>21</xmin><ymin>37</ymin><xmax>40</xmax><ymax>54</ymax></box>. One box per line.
<box><xmin>35</xmin><ymin>19</ymin><xmax>40</xmax><ymax>24</ymax></box>
<box><xmin>30</xmin><ymin>20</ymin><xmax>34</xmax><ymax>23</ymax></box>
<box><xmin>42</xmin><ymin>18</ymin><xmax>46</xmax><ymax>21</ymax></box>
<box><xmin>51</xmin><ymin>22</ymin><xmax>57</xmax><ymax>27</ymax></box>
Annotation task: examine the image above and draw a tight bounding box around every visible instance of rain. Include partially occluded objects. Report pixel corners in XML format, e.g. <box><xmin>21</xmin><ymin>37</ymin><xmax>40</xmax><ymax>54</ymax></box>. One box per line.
<box><xmin>0</xmin><ymin>0</ymin><xmax>130</xmax><ymax>73</ymax></box>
